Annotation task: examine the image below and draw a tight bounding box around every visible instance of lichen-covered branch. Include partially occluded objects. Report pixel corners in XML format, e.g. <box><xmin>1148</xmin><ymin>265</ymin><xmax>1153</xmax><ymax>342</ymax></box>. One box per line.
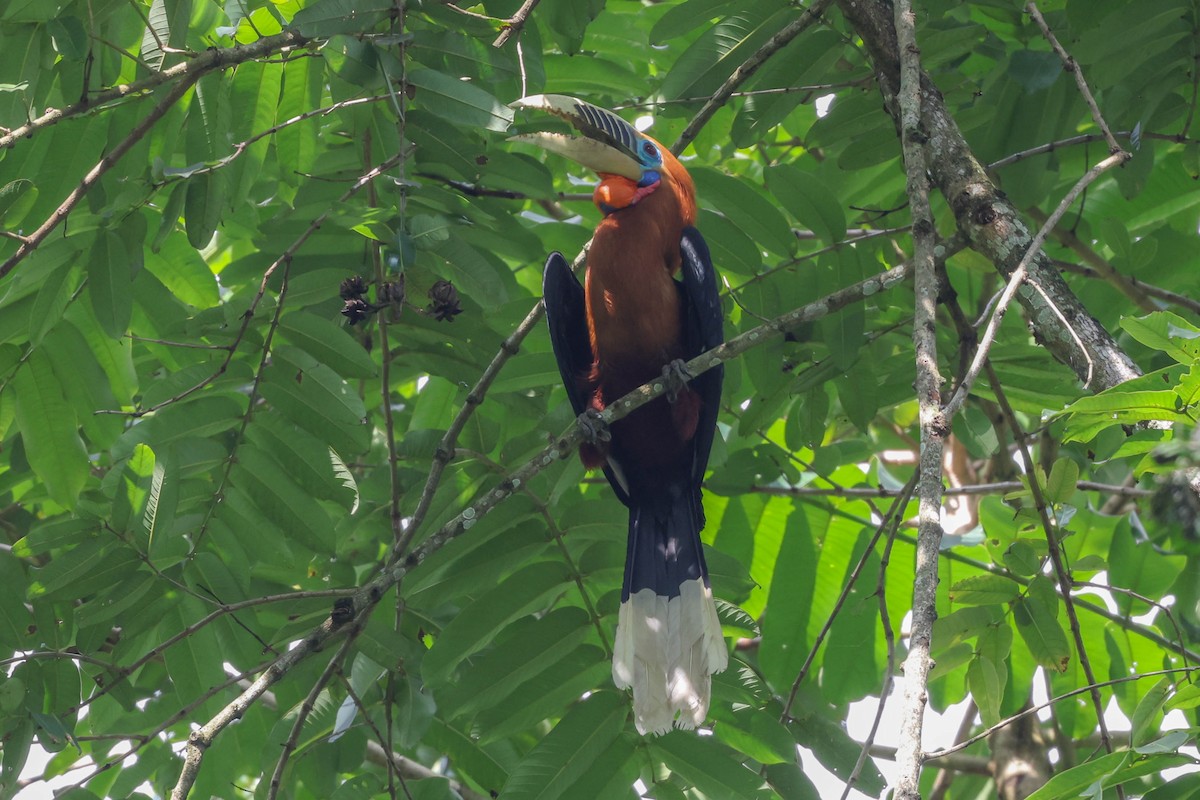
<box><xmin>836</xmin><ymin>0</ymin><xmax>1141</xmax><ymax>392</ymax></box>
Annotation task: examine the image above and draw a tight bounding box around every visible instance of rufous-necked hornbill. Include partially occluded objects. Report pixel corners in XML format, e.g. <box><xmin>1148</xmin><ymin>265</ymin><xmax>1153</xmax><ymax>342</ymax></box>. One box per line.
<box><xmin>511</xmin><ymin>95</ymin><xmax>727</xmax><ymax>734</ymax></box>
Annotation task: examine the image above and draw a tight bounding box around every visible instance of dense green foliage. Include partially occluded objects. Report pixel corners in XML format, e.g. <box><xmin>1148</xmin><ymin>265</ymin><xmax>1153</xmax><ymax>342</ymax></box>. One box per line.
<box><xmin>0</xmin><ymin>0</ymin><xmax>1198</xmax><ymax>798</ymax></box>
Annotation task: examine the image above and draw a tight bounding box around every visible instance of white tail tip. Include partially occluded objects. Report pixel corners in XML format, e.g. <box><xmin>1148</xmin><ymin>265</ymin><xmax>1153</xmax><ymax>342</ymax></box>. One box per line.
<box><xmin>612</xmin><ymin>578</ymin><xmax>728</xmax><ymax>735</ymax></box>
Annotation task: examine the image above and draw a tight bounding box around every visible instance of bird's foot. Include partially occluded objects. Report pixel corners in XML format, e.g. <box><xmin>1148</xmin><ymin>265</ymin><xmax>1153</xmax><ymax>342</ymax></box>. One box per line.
<box><xmin>661</xmin><ymin>359</ymin><xmax>693</xmax><ymax>404</ymax></box>
<box><xmin>577</xmin><ymin>408</ymin><xmax>612</xmax><ymax>445</ymax></box>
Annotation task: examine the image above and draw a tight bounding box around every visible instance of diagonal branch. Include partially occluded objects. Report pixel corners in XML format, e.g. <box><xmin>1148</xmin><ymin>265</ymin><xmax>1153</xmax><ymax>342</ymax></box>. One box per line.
<box><xmin>0</xmin><ymin>30</ymin><xmax>307</xmax><ymax>151</ymax></box>
<box><xmin>167</xmin><ymin>260</ymin><xmax>912</xmax><ymax>797</ymax></box>
<box><xmin>492</xmin><ymin>0</ymin><xmax>541</xmax><ymax>47</ymax></box>
<box><xmin>0</xmin><ymin>76</ymin><xmax>197</xmax><ymax>281</ymax></box>
<box><xmin>942</xmin><ymin>150</ymin><xmax>1130</xmax><ymax>419</ymax></box>
<box><xmin>1026</xmin><ymin>2</ymin><xmax>1122</xmax><ymax>154</ymax></box>
<box><xmin>836</xmin><ymin>0</ymin><xmax>1142</xmax><ymax>393</ymax></box>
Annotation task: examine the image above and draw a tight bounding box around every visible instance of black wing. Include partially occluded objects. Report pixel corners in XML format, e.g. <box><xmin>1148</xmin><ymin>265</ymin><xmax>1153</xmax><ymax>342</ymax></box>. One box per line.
<box><xmin>678</xmin><ymin>227</ymin><xmax>724</xmax><ymax>489</ymax></box>
<box><xmin>543</xmin><ymin>252</ymin><xmax>632</xmax><ymax>506</ymax></box>
<box><xmin>543</xmin><ymin>253</ymin><xmax>591</xmax><ymax>417</ymax></box>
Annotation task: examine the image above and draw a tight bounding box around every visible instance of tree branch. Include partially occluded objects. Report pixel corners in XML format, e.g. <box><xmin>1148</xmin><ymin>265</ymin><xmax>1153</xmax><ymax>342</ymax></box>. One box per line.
<box><xmin>167</xmin><ymin>262</ymin><xmax>912</xmax><ymax>796</ymax></box>
<box><xmin>893</xmin><ymin>1</ymin><xmax>945</xmax><ymax>795</ymax></box>
<box><xmin>837</xmin><ymin>0</ymin><xmax>1142</xmax><ymax>392</ymax></box>
<box><xmin>942</xmin><ymin>150</ymin><xmax>1131</xmax><ymax>419</ymax></box>
<box><xmin>492</xmin><ymin>0</ymin><xmax>541</xmax><ymax>48</ymax></box>
<box><xmin>0</xmin><ymin>30</ymin><xmax>307</xmax><ymax>151</ymax></box>
<box><xmin>0</xmin><ymin>76</ymin><xmax>197</xmax><ymax>281</ymax></box>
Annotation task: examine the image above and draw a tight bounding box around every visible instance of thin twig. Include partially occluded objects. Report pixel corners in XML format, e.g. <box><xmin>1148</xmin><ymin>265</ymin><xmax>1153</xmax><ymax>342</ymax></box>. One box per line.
<box><xmin>748</xmin><ymin>480</ymin><xmax>1153</xmax><ymax>499</ymax></box>
<box><xmin>929</xmin><ymin>701</ymin><xmax>979</xmax><ymax>800</ymax></box>
<box><xmin>941</xmin><ymin>150</ymin><xmax>1130</xmax><ymax>419</ymax></box>
<box><xmin>168</xmin><ymin>95</ymin><xmax>391</xmax><ymax>181</ymax></box>
<box><xmin>615</xmin><ymin>79</ymin><xmax>874</xmax><ymax>110</ymax></box>
<box><xmin>66</xmin><ymin>589</ymin><xmax>355</xmax><ymax>714</ymax></box>
<box><xmin>1074</xmin><ymin>581</ymin><xmax>1192</xmax><ymax>671</ymax></box>
<box><xmin>1026</xmin><ymin>3</ymin><xmax>1122</xmax><ymax>154</ymax></box>
<box><xmin>673</xmin><ymin>0</ymin><xmax>834</xmax><ymax>153</ymax></box>
<box><xmin>1053</xmin><ymin>258</ymin><xmax>1200</xmax><ymax>316</ymax></box>
<box><xmin>927</xmin><ymin>666</ymin><xmax>1198</xmax><ymax>760</ymax></box>
<box><xmin>782</xmin><ymin>473</ymin><xmax>918</xmax><ymax>722</ymax></box>
<box><xmin>338</xmin><ymin>673</ymin><xmax>415</xmax><ymax>800</ymax></box>
<box><xmin>838</xmin><ymin>483</ymin><xmax>913</xmax><ymax>800</ymax></box>
<box><xmin>493</xmin><ymin>0</ymin><xmax>541</xmax><ymax>47</ymax></box>
<box><xmin>985</xmin><ymin>129</ymin><xmax>1196</xmax><ymax>170</ymax></box>
<box><xmin>987</xmin><ymin>364</ymin><xmax>1117</xmax><ymax>763</ymax></box>
<box><xmin>265</xmin><ymin>629</ymin><xmax>363</xmax><ymax>800</ymax></box>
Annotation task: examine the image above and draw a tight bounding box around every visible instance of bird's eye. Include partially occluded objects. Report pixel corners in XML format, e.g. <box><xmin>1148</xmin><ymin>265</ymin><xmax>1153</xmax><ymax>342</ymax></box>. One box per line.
<box><xmin>641</xmin><ymin>142</ymin><xmax>658</xmax><ymax>158</ymax></box>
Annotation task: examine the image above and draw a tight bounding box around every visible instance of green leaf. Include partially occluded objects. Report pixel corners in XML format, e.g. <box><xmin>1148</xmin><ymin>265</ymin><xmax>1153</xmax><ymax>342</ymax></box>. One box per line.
<box><xmin>652</xmin><ymin>729</ymin><xmax>768</xmax><ymax>798</ymax></box>
<box><xmin>0</xmin><ymin>178</ymin><xmax>38</xmax><ymax>227</ymax></box>
<box><xmin>690</xmin><ymin>167</ymin><xmax>795</xmax><ymax>256</ymax></box>
<box><xmin>660</xmin><ymin>5</ymin><xmax>792</xmax><ymax>102</ymax></box>
<box><xmin>140</xmin><ymin>0</ymin><xmax>170</xmax><ymax>70</ymax></box>
<box><xmin>289</xmin><ymin>0</ymin><xmax>392</xmax><ymax>37</ymax></box>
<box><xmin>407</xmin><ymin>68</ymin><xmax>513</xmax><ymax>132</ymax></box>
<box><xmin>441</xmin><ymin>607</ymin><xmax>591</xmax><ymax>720</ymax></box>
<box><xmin>393</xmin><ymin>673</ymin><xmax>437</xmax><ymax>749</ymax></box>
<box><xmin>475</xmin><ymin>646</ymin><xmax>610</xmax><ymax>743</ymax></box>
<box><xmin>1045</xmin><ymin>458</ymin><xmax>1080</xmax><ymax>504</ymax></box>
<box><xmin>425</xmin><ymin>718</ymin><xmax>509</xmax><ymax>792</ymax></box>
<box><xmin>1165</xmin><ymin>682</ymin><xmax>1200</xmax><ymax>713</ymax></box>
<box><xmin>88</xmin><ymin>230</ymin><xmax>132</xmax><ymax>338</ymax></box>
<box><xmin>1143</xmin><ymin>771</ymin><xmax>1200</xmax><ymax>800</ymax></box>
<box><xmin>764</xmin><ymin>164</ymin><xmax>846</xmax><ymax>244</ymax></box>
<box><xmin>429</xmin><ymin>234</ymin><xmax>508</xmax><ymax>304</ymax></box>
<box><xmin>1002</xmin><ymin>539</ymin><xmax>1043</xmax><ymax>577</ymax></box>
<box><xmin>968</xmin><ymin>624</ymin><xmax>1011</xmax><ymax>726</ymax></box>
<box><xmin>277</xmin><ymin>311</ymin><xmax>378</xmax><ymax>379</ymax></box>
<box><xmin>233</xmin><ymin>445</ymin><xmax>334</xmax><ymax>555</ymax></box>
<box><xmin>260</xmin><ymin>346</ymin><xmax>370</xmax><ymax>455</ymax></box>
<box><xmin>650</xmin><ymin>0</ymin><xmax>732</xmax><ymax>43</ymax></box>
<box><xmin>422</xmin><ymin>561</ymin><xmax>571</xmax><ymax>684</ymax></box>
<box><xmin>28</xmin><ymin>258</ymin><xmax>74</xmax><ymax>347</ymax></box>
<box><xmin>1131</xmin><ymin>677</ymin><xmax>1172</xmax><ymax>749</ymax></box>
<box><xmin>275</xmin><ymin>57</ymin><xmax>319</xmax><ymax>181</ymax></box>
<box><xmin>713</xmin><ymin>706</ymin><xmax>796</xmax><ymax>765</ymax></box>
<box><xmin>948</xmin><ymin>574</ymin><xmax>1021</xmax><ymax>605</ymax></box>
<box><xmin>1135</xmin><ymin>730</ymin><xmax>1191</xmax><ymax>755</ymax></box>
<box><xmin>499</xmin><ymin>691</ymin><xmax>627</xmax><ymax>800</ymax></box>
<box><xmin>933</xmin><ymin>606</ymin><xmax>1001</xmax><ymax>650</ymax></box>
<box><xmin>162</xmin><ymin>602</ymin><xmax>226</xmax><ymax>712</ymax></box>
<box><xmin>142</xmin><ymin>444</ymin><xmax>180</xmax><ymax>561</ymax></box>
<box><xmin>12</xmin><ymin>351</ymin><xmax>88</xmax><ymax>507</ymax></box>
<box><xmin>697</xmin><ymin>209</ymin><xmax>762</xmax><ymax>277</ymax></box>
<box><xmin>1025</xmin><ymin>752</ymin><xmax>1194</xmax><ymax>800</ymax></box>
<box><xmin>559</xmin><ymin>734</ymin><xmax>640</xmax><ymax>800</ymax></box>
<box><xmin>1120</xmin><ymin>312</ymin><xmax>1200</xmax><ymax>364</ymax></box>
<box><xmin>145</xmin><ymin>233</ymin><xmax>219</xmax><ymax>308</ymax></box>
<box><xmin>1008</xmin><ymin>50</ymin><xmax>1062</xmax><ymax>92</ymax></box>
<box><xmin>28</xmin><ymin>540</ymin><xmax>140</xmax><ymax>603</ymax></box>
<box><xmin>1012</xmin><ymin>579</ymin><xmax>1070</xmax><ymax>673</ymax></box>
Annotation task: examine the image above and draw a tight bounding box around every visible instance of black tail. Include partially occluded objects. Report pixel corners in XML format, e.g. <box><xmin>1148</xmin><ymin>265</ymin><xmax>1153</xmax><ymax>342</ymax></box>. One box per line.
<box><xmin>612</xmin><ymin>483</ymin><xmax>727</xmax><ymax>734</ymax></box>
